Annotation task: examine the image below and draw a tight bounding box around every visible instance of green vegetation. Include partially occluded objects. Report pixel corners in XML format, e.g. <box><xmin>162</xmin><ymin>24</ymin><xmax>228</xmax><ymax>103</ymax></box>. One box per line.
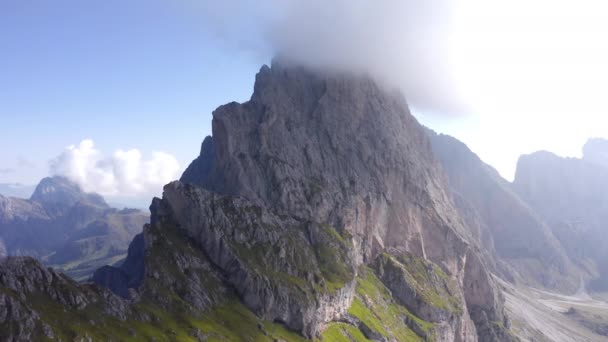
<box><xmin>2</xmin><ymin>192</ymin><xmax>457</xmax><ymax>342</ymax></box>
<box><xmin>320</xmin><ymin>323</ymin><xmax>370</xmax><ymax>342</ymax></box>
<box><xmin>3</xmin><ymin>225</ymin><xmax>445</xmax><ymax>342</ymax></box>
<box><xmin>192</xmin><ymin>300</ymin><xmax>308</xmax><ymax>342</ymax></box>
<box><xmin>7</xmin><ymin>223</ymin><xmax>308</xmax><ymax>342</ymax></box>
<box><xmin>223</xmin><ymin>203</ymin><xmax>355</xmax><ymax>297</ymax></box>
<box><xmin>22</xmin><ymin>290</ymin><xmax>311</xmax><ymax>342</ymax></box>
<box><xmin>314</xmin><ymin>240</ymin><xmax>353</xmax><ymax>293</ymax></box>
<box><xmin>349</xmin><ymin>267</ymin><xmax>430</xmax><ymax>341</ymax></box>
<box><xmin>320</xmin><ymin>223</ymin><xmax>352</xmax><ymax>245</ymax></box>
<box><xmin>377</xmin><ymin>252</ymin><xmax>463</xmax><ymax>315</ymax></box>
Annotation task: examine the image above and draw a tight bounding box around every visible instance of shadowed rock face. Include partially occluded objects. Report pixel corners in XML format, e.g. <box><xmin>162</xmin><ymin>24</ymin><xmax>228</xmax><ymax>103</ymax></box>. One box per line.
<box><xmin>91</xmin><ymin>233</ymin><xmax>144</xmax><ymax>298</ymax></box>
<box><xmin>427</xmin><ymin>131</ymin><xmax>579</xmax><ymax>292</ymax></box>
<box><xmin>0</xmin><ymin>176</ymin><xmax>146</xmax><ymax>280</ymax></box>
<box><xmin>181</xmin><ymin>135</ymin><xmax>215</xmax><ymax>186</ymax></box>
<box><xmin>513</xmin><ymin>149</ymin><xmax>608</xmax><ymax>291</ymax></box>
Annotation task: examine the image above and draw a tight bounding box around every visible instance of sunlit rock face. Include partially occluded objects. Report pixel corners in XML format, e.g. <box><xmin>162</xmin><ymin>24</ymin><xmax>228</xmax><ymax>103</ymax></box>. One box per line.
<box><xmin>180</xmin><ymin>61</ymin><xmax>513</xmax><ymax>340</ymax></box>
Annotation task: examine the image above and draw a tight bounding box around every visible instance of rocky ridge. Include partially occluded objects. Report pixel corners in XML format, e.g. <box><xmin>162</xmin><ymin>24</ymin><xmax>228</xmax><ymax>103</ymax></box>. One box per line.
<box><xmin>185</xmin><ymin>62</ymin><xmax>518</xmax><ymax>337</ymax></box>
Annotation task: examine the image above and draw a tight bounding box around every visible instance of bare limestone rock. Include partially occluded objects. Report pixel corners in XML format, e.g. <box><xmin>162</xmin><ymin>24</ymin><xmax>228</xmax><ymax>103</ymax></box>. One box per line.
<box><xmin>180</xmin><ymin>61</ymin><xmax>513</xmax><ymax>341</ymax></box>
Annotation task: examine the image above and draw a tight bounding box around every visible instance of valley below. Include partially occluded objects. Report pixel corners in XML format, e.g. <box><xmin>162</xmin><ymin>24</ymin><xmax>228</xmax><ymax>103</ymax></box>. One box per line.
<box><xmin>502</xmin><ymin>279</ymin><xmax>608</xmax><ymax>341</ymax></box>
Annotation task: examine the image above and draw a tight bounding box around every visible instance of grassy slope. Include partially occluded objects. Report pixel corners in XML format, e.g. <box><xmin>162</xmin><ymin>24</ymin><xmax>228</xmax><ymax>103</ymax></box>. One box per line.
<box><xmin>5</xmin><ymin>220</ymin><xmax>439</xmax><ymax>341</ymax></box>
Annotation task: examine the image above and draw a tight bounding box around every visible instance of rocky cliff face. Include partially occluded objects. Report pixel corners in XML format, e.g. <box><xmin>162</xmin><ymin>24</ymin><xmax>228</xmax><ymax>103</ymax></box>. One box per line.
<box><xmin>513</xmin><ymin>149</ymin><xmax>608</xmax><ymax>291</ymax></box>
<box><xmin>0</xmin><ymin>176</ymin><xmax>147</xmax><ymax>280</ymax></box>
<box><xmin>183</xmin><ymin>63</ymin><xmax>472</xmax><ymax>266</ymax></box>
<box><xmin>1</xmin><ymin>62</ymin><xmax>517</xmax><ymax>341</ymax></box>
<box><xmin>179</xmin><ymin>61</ymin><xmax>514</xmax><ymax>340</ymax></box>
<box><xmin>427</xmin><ymin>131</ymin><xmax>579</xmax><ymax>292</ymax></box>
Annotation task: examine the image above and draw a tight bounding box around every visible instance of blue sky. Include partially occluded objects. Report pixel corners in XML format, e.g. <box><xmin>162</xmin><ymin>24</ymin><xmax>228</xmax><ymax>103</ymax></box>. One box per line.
<box><xmin>0</xmin><ymin>0</ymin><xmax>268</xmax><ymax>191</ymax></box>
<box><xmin>2</xmin><ymin>1</ymin><xmax>607</xmax><ymax>206</ymax></box>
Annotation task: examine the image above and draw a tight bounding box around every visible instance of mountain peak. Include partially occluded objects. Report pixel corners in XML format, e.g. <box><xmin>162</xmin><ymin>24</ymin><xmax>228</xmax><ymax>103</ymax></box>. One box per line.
<box><xmin>30</xmin><ymin>176</ymin><xmax>108</xmax><ymax>214</ymax></box>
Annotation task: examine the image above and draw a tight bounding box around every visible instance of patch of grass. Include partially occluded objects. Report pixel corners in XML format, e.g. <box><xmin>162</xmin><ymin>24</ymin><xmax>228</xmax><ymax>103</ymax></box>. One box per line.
<box><xmin>320</xmin><ymin>323</ymin><xmax>370</xmax><ymax>342</ymax></box>
<box><xmin>227</xmin><ymin>217</ymin><xmax>354</xmax><ymax>297</ymax></box>
<box><xmin>348</xmin><ymin>267</ymin><xmax>429</xmax><ymax>341</ymax></box>
<box><xmin>315</xmin><ymin>242</ymin><xmax>352</xmax><ymax>293</ymax></box>
<box><xmin>319</xmin><ymin>223</ymin><xmax>353</xmax><ymax>247</ymax></box>
<box><xmin>5</xmin><ymin>198</ymin><xmax>360</xmax><ymax>342</ymax></box>
<box><xmin>22</xmin><ymin>288</ymin><xmax>310</xmax><ymax>342</ymax></box>
<box><xmin>378</xmin><ymin>253</ymin><xmax>462</xmax><ymax>316</ymax></box>
<box><xmin>190</xmin><ymin>300</ymin><xmax>307</xmax><ymax>342</ymax></box>
<box><xmin>348</xmin><ymin>298</ymin><xmax>389</xmax><ymax>336</ymax></box>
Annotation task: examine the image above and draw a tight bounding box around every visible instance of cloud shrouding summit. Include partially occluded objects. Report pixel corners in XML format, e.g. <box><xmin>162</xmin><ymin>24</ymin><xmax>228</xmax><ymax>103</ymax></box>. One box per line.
<box><xmin>202</xmin><ymin>0</ymin><xmax>463</xmax><ymax>114</ymax></box>
<box><xmin>202</xmin><ymin>0</ymin><xmax>608</xmax><ymax>178</ymax></box>
<box><xmin>206</xmin><ymin>1</ymin><xmax>608</xmax><ymax>117</ymax></box>
<box><xmin>265</xmin><ymin>0</ymin><xmax>463</xmax><ymax>114</ymax></box>
<box><xmin>50</xmin><ymin>140</ymin><xmax>180</xmax><ymax>197</ymax></box>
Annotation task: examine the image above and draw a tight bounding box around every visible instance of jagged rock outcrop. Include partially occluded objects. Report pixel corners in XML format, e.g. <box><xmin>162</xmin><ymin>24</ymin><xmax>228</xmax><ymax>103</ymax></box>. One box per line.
<box><xmin>373</xmin><ymin>251</ymin><xmax>466</xmax><ymax>340</ymax></box>
<box><xmin>154</xmin><ymin>181</ymin><xmax>357</xmax><ymax>337</ymax></box>
<box><xmin>181</xmin><ymin>135</ymin><xmax>215</xmax><ymax>186</ymax></box>
<box><xmin>513</xmin><ymin>149</ymin><xmax>608</xmax><ymax>291</ymax></box>
<box><xmin>0</xmin><ymin>256</ymin><xmax>128</xmax><ymax>341</ymax></box>
<box><xmin>0</xmin><ymin>176</ymin><xmax>147</xmax><ymax>280</ymax></box>
<box><xmin>427</xmin><ymin>131</ymin><xmax>579</xmax><ymax>292</ymax></box>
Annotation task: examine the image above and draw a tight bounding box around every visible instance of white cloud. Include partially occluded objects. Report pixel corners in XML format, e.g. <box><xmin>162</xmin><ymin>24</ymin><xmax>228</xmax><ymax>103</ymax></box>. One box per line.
<box><xmin>49</xmin><ymin>139</ymin><xmax>180</xmax><ymax>197</ymax></box>
<box><xmin>256</xmin><ymin>0</ymin><xmax>608</xmax><ymax>119</ymax></box>
<box><xmin>201</xmin><ymin>0</ymin><xmax>466</xmax><ymax>113</ymax></box>
<box><xmin>202</xmin><ymin>0</ymin><xmax>608</xmax><ymax>179</ymax></box>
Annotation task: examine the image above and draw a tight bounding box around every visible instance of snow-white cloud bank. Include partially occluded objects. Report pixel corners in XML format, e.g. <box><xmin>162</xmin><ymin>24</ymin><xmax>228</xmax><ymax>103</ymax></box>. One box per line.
<box><xmin>49</xmin><ymin>139</ymin><xmax>180</xmax><ymax>197</ymax></box>
<box><xmin>200</xmin><ymin>0</ymin><xmax>608</xmax><ymax>179</ymax></box>
<box><xmin>205</xmin><ymin>0</ymin><xmax>608</xmax><ymax>118</ymax></box>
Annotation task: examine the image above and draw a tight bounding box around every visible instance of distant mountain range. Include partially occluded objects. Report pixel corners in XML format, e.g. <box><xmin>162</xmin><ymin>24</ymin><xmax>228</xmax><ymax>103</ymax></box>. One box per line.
<box><xmin>513</xmin><ymin>142</ymin><xmax>608</xmax><ymax>292</ymax></box>
<box><xmin>428</xmin><ymin>131</ymin><xmax>579</xmax><ymax>293</ymax></box>
<box><xmin>0</xmin><ymin>176</ymin><xmax>147</xmax><ymax>280</ymax></box>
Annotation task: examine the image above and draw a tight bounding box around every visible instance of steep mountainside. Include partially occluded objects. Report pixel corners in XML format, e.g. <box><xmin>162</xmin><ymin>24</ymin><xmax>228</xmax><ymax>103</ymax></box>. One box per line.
<box><xmin>180</xmin><ymin>62</ymin><xmax>517</xmax><ymax>339</ymax></box>
<box><xmin>427</xmin><ymin>131</ymin><xmax>579</xmax><ymax>292</ymax></box>
<box><xmin>0</xmin><ymin>62</ymin><xmax>516</xmax><ymax>341</ymax></box>
<box><xmin>513</xmin><ymin>148</ymin><xmax>608</xmax><ymax>292</ymax></box>
<box><xmin>0</xmin><ymin>176</ymin><xmax>146</xmax><ymax>279</ymax></box>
